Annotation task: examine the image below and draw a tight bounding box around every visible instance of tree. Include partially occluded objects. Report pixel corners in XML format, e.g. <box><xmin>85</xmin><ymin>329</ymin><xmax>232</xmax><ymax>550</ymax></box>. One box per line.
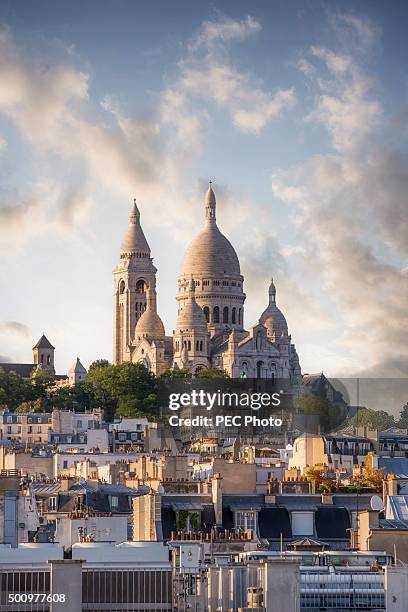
<box><xmin>346</xmin><ymin>407</ymin><xmax>395</xmax><ymax>431</ymax></box>
<box><xmin>297</xmin><ymin>393</ymin><xmax>344</xmax><ymax>433</ymax></box>
<box><xmin>195</xmin><ymin>367</ymin><xmax>230</xmax><ymax>379</ymax></box>
<box><xmin>0</xmin><ymin>368</ymin><xmax>33</xmax><ymax>411</ymax></box>
<box><xmin>159</xmin><ymin>367</ymin><xmax>192</xmax><ymax>380</ymax></box>
<box><xmin>15</xmin><ymin>398</ymin><xmax>44</xmax><ymax>413</ymax></box>
<box><xmin>88</xmin><ymin>359</ymin><xmax>111</xmax><ymax>374</ymax></box>
<box><xmin>86</xmin><ymin>361</ymin><xmax>158</xmax><ymax>421</ymax></box>
<box><xmin>398</xmin><ymin>402</ymin><xmax>408</xmax><ymax>429</ymax></box>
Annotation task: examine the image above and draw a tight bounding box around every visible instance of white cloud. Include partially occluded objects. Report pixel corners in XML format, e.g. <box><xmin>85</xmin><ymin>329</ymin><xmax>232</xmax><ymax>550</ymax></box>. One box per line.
<box><xmin>172</xmin><ymin>15</ymin><xmax>296</xmax><ymax>135</ymax></box>
<box><xmin>190</xmin><ymin>15</ymin><xmax>261</xmax><ymax>50</ymax></box>
<box><xmin>272</xmin><ymin>13</ymin><xmax>408</xmax><ymax>376</ymax></box>
<box><xmin>0</xmin><ymin>135</ymin><xmax>6</xmax><ymax>157</ymax></box>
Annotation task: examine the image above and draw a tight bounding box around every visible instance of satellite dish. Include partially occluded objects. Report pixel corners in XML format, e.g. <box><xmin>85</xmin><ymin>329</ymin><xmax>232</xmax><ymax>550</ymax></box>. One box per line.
<box><xmin>370</xmin><ymin>495</ymin><xmax>384</xmax><ymax>512</ymax></box>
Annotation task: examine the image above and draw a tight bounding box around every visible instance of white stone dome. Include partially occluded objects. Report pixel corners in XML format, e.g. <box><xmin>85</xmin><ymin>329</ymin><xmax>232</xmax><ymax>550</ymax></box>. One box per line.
<box><xmin>176</xmin><ymin>280</ymin><xmax>208</xmax><ymax>333</ymax></box>
<box><xmin>180</xmin><ymin>186</ymin><xmax>240</xmax><ymax>277</ymax></box>
<box><xmin>120</xmin><ymin>200</ymin><xmax>150</xmax><ymax>255</ymax></box>
<box><xmin>135</xmin><ymin>310</ymin><xmax>165</xmax><ymax>338</ymax></box>
<box><xmin>259</xmin><ymin>279</ymin><xmax>288</xmax><ymax>338</ymax></box>
<box><xmin>177</xmin><ymin>300</ymin><xmax>208</xmax><ymax>333</ymax></box>
<box><xmin>135</xmin><ymin>287</ymin><xmax>165</xmax><ymax>338</ymax></box>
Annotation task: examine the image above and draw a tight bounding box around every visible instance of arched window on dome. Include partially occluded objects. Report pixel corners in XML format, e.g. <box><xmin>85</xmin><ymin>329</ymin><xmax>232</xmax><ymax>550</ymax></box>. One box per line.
<box><xmin>199</xmin><ymin>340</ymin><xmax>203</xmax><ymax>351</ymax></box>
<box><xmin>231</xmin><ymin>307</ymin><xmax>236</xmax><ymax>324</ymax></box>
<box><xmin>188</xmin><ymin>340</ymin><xmax>191</xmax><ymax>351</ymax></box>
<box><xmin>203</xmin><ymin>306</ymin><xmax>210</xmax><ymax>323</ymax></box>
<box><xmin>223</xmin><ymin>307</ymin><xmax>229</xmax><ymax>324</ymax></box>
<box><xmin>238</xmin><ymin>308</ymin><xmax>242</xmax><ymax>325</ymax></box>
<box><xmin>213</xmin><ymin>306</ymin><xmax>220</xmax><ymax>323</ymax></box>
<box><xmin>196</xmin><ymin>340</ymin><xmax>199</xmax><ymax>351</ymax></box>
<box><xmin>119</xmin><ymin>280</ymin><xmax>126</xmax><ymax>294</ymax></box>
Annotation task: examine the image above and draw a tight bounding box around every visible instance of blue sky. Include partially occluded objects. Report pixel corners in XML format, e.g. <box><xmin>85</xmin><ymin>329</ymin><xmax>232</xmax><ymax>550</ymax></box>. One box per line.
<box><xmin>0</xmin><ymin>0</ymin><xmax>407</xmax><ymax>377</ymax></box>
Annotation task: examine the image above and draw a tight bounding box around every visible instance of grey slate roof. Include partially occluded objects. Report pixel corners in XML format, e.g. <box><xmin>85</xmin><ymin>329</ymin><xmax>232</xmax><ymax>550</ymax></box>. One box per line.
<box><xmin>32</xmin><ymin>335</ymin><xmax>54</xmax><ymax>350</ymax></box>
<box><xmin>0</xmin><ymin>363</ymin><xmax>35</xmax><ymax>377</ymax></box>
<box><xmin>379</xmin><ymin>457</ymin><xmax>408</xmax><ymax>477</ymax></box>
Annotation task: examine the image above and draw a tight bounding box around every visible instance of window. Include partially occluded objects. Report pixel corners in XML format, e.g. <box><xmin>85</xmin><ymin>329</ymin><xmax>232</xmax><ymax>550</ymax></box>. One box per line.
<box><xmin>136</xmin><ymin>279</ymin><xmax>146</xmax><ymax>294</ymax></box>
<box><xmin>203</xmin><ymin>306</ymin><xmax>210</xmax><ymax>323</ymax></box>
<box><xmin>232</xmin><ymin>307</ymin><xmax>236</xmax><ymax>324</ymax></box>
<box><xmin>110</xmin><ymin>495</ymin><xmax>119</xmax><ymax>510</ymax></box>
<box><xmin>63</xmin><ymin>460</ymin><xmax>68</xmax><ymax>470</ymax></box>
<box><xmin>223</xmin><ymin>306</ymin><xmax>229</xmax><ymax>324</ymax></box>
<box><xmin>238</xmin><ymin>308</ymin><xmax>242</xmax><ymax>325</ymax></box>
<box><xmin>88</xmin><ymin>420</ymin><xmax>93</xmax><ymax>429</ymax></box>
<box><xmin>47</xmin><ymin>355</ymin><xmax>51</xmax><ymax>365</ymax></box>
<box><xmin>119</xmin><ymin>280</ymin><xmax>126</xmax><ymax>294</ymax></box>
<box><xmin>37</xmin><ymin>426</ymin><xmax>42</xmax><ymax>433</ymax></box>
<box><xmin>119</xmin><ymin>433</ymin><xmax>126</xmax><ymax>442</ymax></box>
<box><xmin>291</xmin><ymin>511</ymin><xmax>314</xmax><ymax>536</ymax></box>
<box><xmin>48</xmin><ymin>497</ymin><xmax>57</xmax><ymax>511</ymax></box>
<box><xmin>235</xmin><ymin>511</ymin><xmax>257</xmax><ymax>532</ymax></box>
<box><xmin>213</xmin><ymin>306</ymin><xmax>220</xmax><ymax>323</ymax></box>
<box><xmin>256</xmin><ymin>361</ymin><xmax>264</xmax><ymax>379</ymax></box>
<box><xmin>76</xmin><ymin>420</ymin><xmax>82</xmax><ymax>429</ymax></box>
<box><xmin>7</xmin><ymin>416</ymin><xmax>12</xmax><ymax>423</ymax></box>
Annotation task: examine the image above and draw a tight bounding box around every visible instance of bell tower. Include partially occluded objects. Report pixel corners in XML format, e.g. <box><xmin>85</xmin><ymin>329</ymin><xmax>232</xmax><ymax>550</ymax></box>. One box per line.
<box><xmin>113</xmin><ymin>199</ymin><xmax>157</xmax><ymax>363</ymax></box>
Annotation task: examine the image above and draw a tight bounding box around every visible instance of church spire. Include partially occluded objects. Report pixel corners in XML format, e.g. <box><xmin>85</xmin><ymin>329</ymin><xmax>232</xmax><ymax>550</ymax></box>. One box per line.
<box><xmin>120</xmin><ymin>197</ymin><xmax>150</xmax><ymax>256</ymax></box>
<box><xmin>130</xmin><ymin>198</ymin><xmax>140</xmax><ymax>224</ymax></box>
<box><xmin>269</xmin><ymin>278</ymin><xmax>276</xmax><ymax>304</ymax></box>
<box><xmin>205</xmin><ymin>181</ymin><xmax>216</xmax><ymax>223</ymax></box>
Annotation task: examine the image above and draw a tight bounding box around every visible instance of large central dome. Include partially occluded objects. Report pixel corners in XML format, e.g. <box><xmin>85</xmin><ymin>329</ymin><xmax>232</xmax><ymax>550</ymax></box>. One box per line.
<box><xmin>180</xmin><ymin>186</ymin><xmax>240</xmax><ymax>277</ymax></box>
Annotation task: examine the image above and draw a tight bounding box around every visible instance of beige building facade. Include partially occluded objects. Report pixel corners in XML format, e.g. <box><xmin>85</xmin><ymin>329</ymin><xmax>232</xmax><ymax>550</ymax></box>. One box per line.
<box><xmin>113</xmin><ymin>186</ymin><xmax>301</xmax><ymax>379</ymax></box>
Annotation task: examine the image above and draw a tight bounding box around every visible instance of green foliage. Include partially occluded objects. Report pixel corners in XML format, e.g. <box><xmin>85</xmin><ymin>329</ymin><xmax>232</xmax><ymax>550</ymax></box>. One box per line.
<box><xmin>159</xmin><ymin>367</ymin><xmax>192</xmax><ymax>380</ymax></box>
<box><xmin>344</xmin><ymin>467</ymin><xmax>385</xmax><ymax>493</ymax></box>
<box><xmin>297</xmin><ymin>393</ymin><xmax>344</xmax><ymax>432</ymax></box>
<box><xmin>88</xmin><ymin>359</ymin><xmax>111</xmax><ymax>373</ymax></box>
<box><xmin>0</xmin><ymin>360</ymin><xmax>159</xmax><ymax>421</ymax></box>
<box><xmin>86</xmin><ymin>361</ymin><xmax>158</xmax><ymax>421</ymax></box>
<box><xmin>346</xmin><ymin>407</ymin><xmax>395</xmax><ymax>431</ymax></box>
<box><xmin>0</xmin><ymin>368</ymin><xmax>33</xmax><ymax>410</ymax></box>
<box><xmin>398</xmin><ymin>403</ymin><xmax>408</xmax><ymax>429</ymax></box>
<box><xmin>15</xmin><ymin>399</ymin><xmax>44</xmax><ymax>413</ymax></box>
<box><xmin>195</xmin><ymin>367</ymin><xmax>230</xmax><ymax>379</ymax></box>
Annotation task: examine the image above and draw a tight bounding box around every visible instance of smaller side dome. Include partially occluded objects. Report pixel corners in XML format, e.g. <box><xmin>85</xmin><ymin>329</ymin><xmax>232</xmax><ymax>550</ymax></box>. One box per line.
<box><xmin>177</xmin><ymin>279</ymin><xmax>208</xmax><ymax>333</ymax></box>
<box><xmin>135</xmin><ymin>287</ymin><xmax>165</xmax><ymax>338</ymax></box>
<box><xmin>259</xmin><ymin>278</ymin><xmax>288</xmax><ymax>338</ymax></box>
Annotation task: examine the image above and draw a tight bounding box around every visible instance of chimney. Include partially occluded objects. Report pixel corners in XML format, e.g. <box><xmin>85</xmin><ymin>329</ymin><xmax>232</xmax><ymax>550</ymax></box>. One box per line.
<box><xmin>212</xmin><ymin>473</ymin><xmax>223</xmax><ymax>526</ymax></box>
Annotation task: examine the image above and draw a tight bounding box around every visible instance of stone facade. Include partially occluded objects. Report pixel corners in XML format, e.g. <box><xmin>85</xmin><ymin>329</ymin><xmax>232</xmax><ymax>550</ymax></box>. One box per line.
<box><xmin>113</xmin><ymin>186</ymin><xmax>301</xmax><ymax>380</ymax></box>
